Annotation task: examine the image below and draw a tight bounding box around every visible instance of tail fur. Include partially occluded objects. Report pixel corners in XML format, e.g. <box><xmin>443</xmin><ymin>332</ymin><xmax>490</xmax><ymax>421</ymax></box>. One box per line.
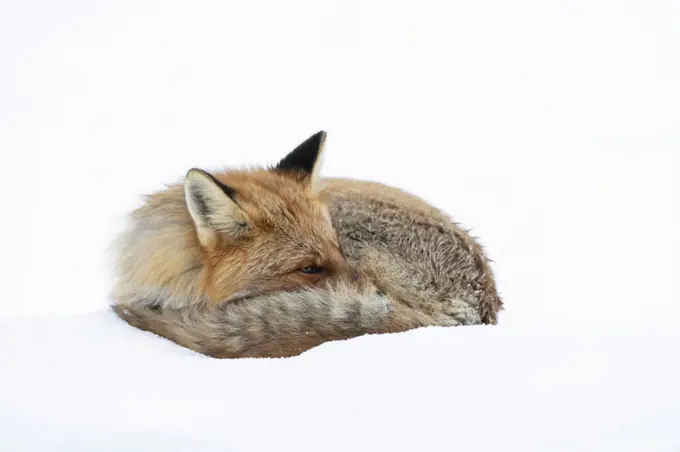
<box><xmin>112</xmin><ymin>279</ymin><xmax>436</xmax><ymax>358</ymax></box>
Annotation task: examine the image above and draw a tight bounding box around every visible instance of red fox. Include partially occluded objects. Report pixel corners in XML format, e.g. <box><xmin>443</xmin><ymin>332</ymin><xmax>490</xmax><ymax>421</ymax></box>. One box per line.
<box><xmin>111</xmin><ymin>131</ymin><xmax>503</xmax><ymax>358</ymax></box>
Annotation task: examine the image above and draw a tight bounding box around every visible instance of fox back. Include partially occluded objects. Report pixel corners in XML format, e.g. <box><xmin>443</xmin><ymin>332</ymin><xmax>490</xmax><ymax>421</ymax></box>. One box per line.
<box><xmin>111</xmin><ymin>132</ymin><xmax>350</xmax><ymax>310</ymax></box>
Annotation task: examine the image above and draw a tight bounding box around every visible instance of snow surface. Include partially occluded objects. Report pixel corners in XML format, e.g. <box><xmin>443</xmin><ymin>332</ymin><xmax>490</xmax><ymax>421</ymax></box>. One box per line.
<box><xmin>1</xmin><ymin>0</ymin><xmax>678</xmax><ymax>450</ymax></box>
<box><xmin>2</xmin><ymin>313</ymin><xmax>679</xmax><ymax>451</ymax></box>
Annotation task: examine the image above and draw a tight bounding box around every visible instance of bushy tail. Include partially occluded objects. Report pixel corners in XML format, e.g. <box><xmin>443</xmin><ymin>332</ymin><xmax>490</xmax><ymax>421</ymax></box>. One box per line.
<box><xmin>112</xmin><ymin>280</ymin><xmax>431</xmax><ymax>358</ymax></box>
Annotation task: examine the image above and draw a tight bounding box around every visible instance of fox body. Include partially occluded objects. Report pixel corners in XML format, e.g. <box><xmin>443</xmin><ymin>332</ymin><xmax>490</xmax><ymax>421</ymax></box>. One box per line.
<box><xmin>111</xmin><ymin>132</ymin><xmax>503</xmax><ymax>358</ymax></box>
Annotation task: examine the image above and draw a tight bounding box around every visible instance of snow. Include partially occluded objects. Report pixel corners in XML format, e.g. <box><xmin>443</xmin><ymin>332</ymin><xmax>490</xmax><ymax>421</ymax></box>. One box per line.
<box><xmin>2</xmin><ymin>313</ymin><xmax>678</xmax><ymax>451</ymax></box>
<box><xmin>1</xmin><ymin>0</ymin><xmax>678</xmax><ymax>450</ymax></box>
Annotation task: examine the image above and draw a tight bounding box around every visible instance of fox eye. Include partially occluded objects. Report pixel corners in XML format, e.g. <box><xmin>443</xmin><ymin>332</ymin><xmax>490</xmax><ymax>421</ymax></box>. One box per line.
<box><xmin>299</xmin><ymin>266</ymin><xmax>326</xmax><ymax>274</ymax></box>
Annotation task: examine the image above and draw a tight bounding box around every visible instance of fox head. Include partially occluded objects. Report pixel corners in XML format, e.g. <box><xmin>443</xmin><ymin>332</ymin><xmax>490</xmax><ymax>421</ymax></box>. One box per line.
<box><xmin>182</xmin><ymin>131</ymin><xmax>350</xmax><ymax>303</ymax></box>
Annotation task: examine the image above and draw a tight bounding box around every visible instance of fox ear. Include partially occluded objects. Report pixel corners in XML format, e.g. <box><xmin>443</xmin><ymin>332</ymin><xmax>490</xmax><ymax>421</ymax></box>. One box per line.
<box><xmin>274</xmin><ymin>131</ymin><xmax>326</xmax><ymax>187</ymax></box>
<box><xmin>184</xmin><ymin>169</ymin><xmax>250</xmax><ymax>248</ymax></box>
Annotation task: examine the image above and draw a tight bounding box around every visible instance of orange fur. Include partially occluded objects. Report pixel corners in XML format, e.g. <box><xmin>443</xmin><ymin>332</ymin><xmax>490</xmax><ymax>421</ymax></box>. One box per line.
<box><xmin>111</xmin><ymin>131</ymin><xmax>350</xmax><ymax>309</ymax></box>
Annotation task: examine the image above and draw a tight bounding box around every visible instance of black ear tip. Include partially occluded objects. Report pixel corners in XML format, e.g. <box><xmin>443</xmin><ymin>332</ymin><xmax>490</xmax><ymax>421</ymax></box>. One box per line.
<box><xmin>305</xmin><ymin>130</ymin><xmax>327</xmax><ymax>147</ymax></box>
<box><xmin>302</xmin><ymin>130</ymin><xmax>327</xmax><ymax>152</ymax></box>
<box><xmin>274</xmin><ymin>130</ymin><xmax>328</xmax><ymax>175</ymax></box>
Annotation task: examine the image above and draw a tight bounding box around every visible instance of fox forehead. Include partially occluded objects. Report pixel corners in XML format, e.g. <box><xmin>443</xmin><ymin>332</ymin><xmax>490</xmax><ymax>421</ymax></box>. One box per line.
<box><xmin>211</xmin><ymin>169</ymin><xmax>335</xmax><ymax>236</ymax></box>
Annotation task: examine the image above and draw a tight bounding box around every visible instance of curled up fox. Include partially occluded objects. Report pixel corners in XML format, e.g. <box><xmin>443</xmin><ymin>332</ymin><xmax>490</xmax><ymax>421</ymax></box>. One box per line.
<box><xmin>111</xmin><ymin>131</ymin><xmax>503</xmax><ymax>358</ymax></box>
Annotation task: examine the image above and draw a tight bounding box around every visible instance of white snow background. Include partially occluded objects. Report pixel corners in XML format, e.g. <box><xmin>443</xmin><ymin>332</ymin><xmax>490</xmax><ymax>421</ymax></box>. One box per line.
<box><xmin>0</xmin><ymin>1</ymin><xmax>678</xmax><ymax>451</ymax></box>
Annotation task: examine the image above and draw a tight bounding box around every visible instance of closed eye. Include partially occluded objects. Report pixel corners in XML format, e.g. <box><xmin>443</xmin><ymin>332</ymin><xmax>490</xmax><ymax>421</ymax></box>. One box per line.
<box><xmin>298</xmin><ymin>266</ymin><xmax>326</xmax><ymax>274</ymax></box>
